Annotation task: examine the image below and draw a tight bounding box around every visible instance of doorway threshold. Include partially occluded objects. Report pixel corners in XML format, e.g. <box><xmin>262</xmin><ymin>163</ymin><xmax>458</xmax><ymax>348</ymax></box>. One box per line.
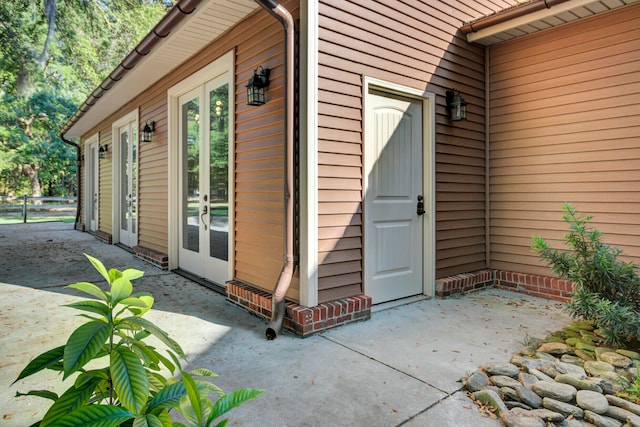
<box><xmin>371</xmin><ymin>295</ymin><xmax>429</xmax><ymax>314</ymax></box>
<box><xmin>173</xmin><ymin>268</ymin><xmax>225</xmax><ymax>295</ymax></box>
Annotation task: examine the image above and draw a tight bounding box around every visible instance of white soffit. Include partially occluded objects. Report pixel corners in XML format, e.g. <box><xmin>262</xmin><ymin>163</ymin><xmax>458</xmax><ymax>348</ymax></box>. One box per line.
<box><xmin>65</xmin><ymin>0</ymin><xmax>258</xmax><ymax>138</ymax></box>
<box><xmin>467</xmin><ymin>0</ymin><xmax>640</xmax><ymax>46</ymax></box>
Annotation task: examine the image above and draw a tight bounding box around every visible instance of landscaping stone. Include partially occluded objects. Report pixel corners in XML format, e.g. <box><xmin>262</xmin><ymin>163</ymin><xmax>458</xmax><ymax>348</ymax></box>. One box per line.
<box><xmin>626</xmin><ymin>414</ymin><xmax>640</xmax><ymax>427</ymax></box>
<box><xmin>485</xmin><ymin>362</ymin><xmax>521</xmax><ymax>377</ymax></box>
<box><xmin>561</xmin><ymin>354</ymin><xmax>585</xmax><ymax>366</ymax></box>
<box><xmin>556</xmin><ymin>361</ymin><xmax>588</xmax><ymax>377</ymax></box>
<box><xmin>555</xmin><ymin>373</ymin><xmax>603</xmax><ymax>393</ymax></box>
<box><xmin>530</xmin><ymin>408</ymin><xmax>565</xmax><ymax>422</ymax></box>
<box><xmin>576</xmin><ymin>390</ymin><xmax>609</xmax><ymax>414</ymax></box>
<box><xmin>516</xmin><ymin>385</ymin><xmax>543</xmax><ymax>408</ymax></box>
<box><xmin>616</xmin><ymin>349</ymin><xmax>640</xmax><ymax>360</ymax></box>
<box><xmin>537</xmin><ymin>352</ymin><xmax>559</xmax><ymax>361</ymax></box>
<box><xmin>531</xmin><ymin>381</ymin><xmax>577</xmax><ymax>402</ymax></box>
<box><xmin>529</xmin><ymin>368</ymin><xmax>554</xmax><ymax>382</ymax></box>
<box><xmin>585</xmin><ymin>361</ymin><xmax>615</xmax><ymax>377</ymax></box>
<box><xmin>501</xmin><ymin>408</ymin><xmax>546</xmax><ymax>427</ymax></box>
<box><xmin>538</xmin><ymin>342</ymin><xmax>570</xmax><ymax>355</ymax></box>
<box><xmin>575</xmin><ymin>349</ymin><xmax>596</xmax><ymax>361</ymax></box>
<box><xmin>540</xmin><ymin>363</ymin><xmax>562</xmax><ymax>378</ymax></box>
<box><xmin>511</xmin><ymin>355</ymin><xmax>544</xmax><ymax>371</ymax></box>
<box><xmin>465</xmin><ymin>323</ymin><xmax>640</xmax><ymax>427</ymax></box>
<box><xmin>492</xmin><ymin>375</ymin><xmax>525</xmax><ymax>389</ymax></box>
<box><xmin>465</xmin><ymin>370</ymin><xmax>489</xmax><ymax>392</ymax></box>
<box><xmin>506</xmin><ymin>401</ymin><xmax>533</xmax><ymax>410</ymax></box>
<box><xmin>605</xmin><ymin>406</ymin><xmax>638</xmax><ymax>423</ymax></box>
<box><xmin>596</xmin><ymin>348</ymin><xmax>617</xmax><ymax>360</ymax></box>
<box><xmin>606</xmin><ymin>396</ymin><xmax>640</xmax><ymax>416</ymax></box>
<box><xmin>600</xmin><ymin>352</ymin><xmax>633</xmax><ymax>368</ymax></box>
<box><xmin>502</xmin><ymin>387</ymin><xmax>520</xmax><ymax>402</ymax></box>
<box><xmin>473</xmin><ymin>389</ymin><xmax>508</xmax><ymax>416</ymax></box>
<box><xmin>543</xmin><ymin>397</ymin><xmax>584</xmax><ymax>418</ymax></box>
<box><xmin>518</xmin><ymin>372</ymin><xmax>539</xmax><ymax>388</ymax></box>
<box><xmin>583</xmin><ymin>410</ymin><xmax>623</xmax><ymax>427</ymax></box>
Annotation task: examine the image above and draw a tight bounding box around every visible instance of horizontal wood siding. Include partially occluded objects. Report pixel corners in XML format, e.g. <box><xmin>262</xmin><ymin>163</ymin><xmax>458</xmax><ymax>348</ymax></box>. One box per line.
<box><xmin>234</xmin><ymin>0</ymin><xmax>300</xmax><ymax>300</ymax></box>
<box><xmin>488</xmin><ymin>4</ymin><xmax>640</xmax><ymax>276</ymax></box>
<box><xmin>98</xmin><ymin>131</ymin><xmax>112</xmax><ymax>235</ymax></box>
<box><xmin>317</xmin><ymin>0</ymin><xmax>510</xmax><ymax>302</ymax></box>
<box><xmin>80</xmin><ymin>1</ymin><xmax>300</xmax><ymax>300</ymax></box>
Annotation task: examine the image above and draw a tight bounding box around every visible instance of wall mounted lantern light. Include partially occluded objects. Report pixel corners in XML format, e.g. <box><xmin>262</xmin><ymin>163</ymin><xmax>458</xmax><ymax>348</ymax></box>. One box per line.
<box><xmin>141</xmin><ymin>121</ymin><xmax>155</xmax><ymax>143</ymax></box>
<box><xmin>446</xmin><ymin>90</ymin><xmax>467</xmax><ymax>122</ymax></box>
<box><xmin>246</xmin><ymin>67</ymin><xmax>270</xmax><ymax>106</ymax></box>
<box><xmin>99</xmin><ymin>144</ymin><xmax>109</xmax><ymax>159</ymax></box>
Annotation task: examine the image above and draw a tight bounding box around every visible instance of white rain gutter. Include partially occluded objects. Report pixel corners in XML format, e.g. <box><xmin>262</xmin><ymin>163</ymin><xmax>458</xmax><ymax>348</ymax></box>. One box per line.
<box><xmin>254</xmin><ymin>0</ymin><xmax>295</xmax><ymax>340</ymax></box>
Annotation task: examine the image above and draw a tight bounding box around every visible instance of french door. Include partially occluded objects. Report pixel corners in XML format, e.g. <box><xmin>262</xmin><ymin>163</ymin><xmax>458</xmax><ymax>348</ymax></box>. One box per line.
<box><xmin>117</xmin><ymin>120</ymin><xmax>138</xmax><ymax>247</ymax></box>
<box><xmin>178</xmin><ymin>76</ymin><xmax>231</xmax><ymax>283</ymax></box>
<box><xmin>86</xmin><ymin>138</ymin><xmax>99</xmax><ymax>232</ymax></box>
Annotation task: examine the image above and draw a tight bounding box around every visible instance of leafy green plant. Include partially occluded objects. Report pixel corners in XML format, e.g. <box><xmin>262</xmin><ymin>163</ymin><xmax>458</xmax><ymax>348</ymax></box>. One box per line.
<box><xmin>13</xmin><ymin>254</ymin><xmax>262</xmax><ymax>426</ymax></box>
<box><xmin>532</xmin><ymin>203</ymin><xmax>640</xmax><ymax>346</ymax></box>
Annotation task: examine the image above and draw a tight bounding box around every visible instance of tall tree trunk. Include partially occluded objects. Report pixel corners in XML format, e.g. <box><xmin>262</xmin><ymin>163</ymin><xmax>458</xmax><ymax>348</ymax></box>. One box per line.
<box><xmin>23</xmin><ymin>164</ymin><xmax>42</xmax><ymax>204</ymax></box>
<box><xmin>38</xmin><ymin>0</ymin><xmax>57</xmax><ymax>69</ymax></box>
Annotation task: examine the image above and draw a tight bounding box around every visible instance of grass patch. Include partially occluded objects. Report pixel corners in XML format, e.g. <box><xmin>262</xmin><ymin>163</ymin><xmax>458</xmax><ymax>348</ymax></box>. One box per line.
<box><xmin>0</xmin><ymin>215</ymin><xmax>75</xmax><ymax>225</ymax></box>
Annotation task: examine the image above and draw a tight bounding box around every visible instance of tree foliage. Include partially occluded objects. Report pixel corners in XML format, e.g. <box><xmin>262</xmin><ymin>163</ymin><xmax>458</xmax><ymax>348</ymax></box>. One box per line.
<box><xmin>0</xmin><ymin>0</ymin><xmax>170</xmax><ymax>197</ymax></box>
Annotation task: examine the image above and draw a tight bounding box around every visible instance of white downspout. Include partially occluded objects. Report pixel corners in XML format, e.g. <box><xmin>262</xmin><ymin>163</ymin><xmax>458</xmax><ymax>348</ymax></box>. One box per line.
<box><xmin>254</xmin><ymin>0</ymin><xmax>295</xmax><ymax>340</ymax></box>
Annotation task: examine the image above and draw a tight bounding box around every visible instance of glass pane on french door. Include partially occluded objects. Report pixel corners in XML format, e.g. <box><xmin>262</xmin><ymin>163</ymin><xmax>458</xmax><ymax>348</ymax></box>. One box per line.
<box><xmin>131</xmin><ymin>127</ymin><xmax>137</xmax><ymax>234</ymax></box>
<box><xmin>120</xmin><ymin>129</ymin><xmax>129</xmax><ymax>231</ymax></box>
<box><xmin>182</xmin><ymin>96</ymin><xmax>200</xmax><ymax>253</ymax></box>
<box><xmin>89</xmin><ymin>145</ymin><xmax>97</xmax><ymax>225</ymax></box>
<box><xmin>209</xmin><ymin>83</ymin><xmax>229</xmax><ymax>261</ymax></box>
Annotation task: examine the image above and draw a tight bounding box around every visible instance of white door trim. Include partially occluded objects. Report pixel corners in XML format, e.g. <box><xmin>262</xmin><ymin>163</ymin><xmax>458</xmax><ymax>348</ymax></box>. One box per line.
<box><xmin>85</xmin><ymin>133</ymin><xmax>99</xmax><ymax>232</ymax></box>
<box><xmin>167</xmin><ymin>50</ymin><xmax>235</xmax><ymax>282</ymax></box>
<box><xmin>363</xmin><ymin>77</ymin><xmax>436</xmax><ymax>298</ymax></box>
<box><xmin>111</xmin><ymin>109</ymin><xmax>139</xmax><ymax>246</ymax></box>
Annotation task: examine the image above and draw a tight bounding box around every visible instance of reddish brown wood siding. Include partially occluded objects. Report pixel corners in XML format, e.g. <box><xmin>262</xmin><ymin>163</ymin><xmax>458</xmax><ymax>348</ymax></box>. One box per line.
<box><xmin>488</xmin><ymin>4</ymin><xmax>640</xmax><ymax>276</ymax></box>
<box><xmin>317</xmin><ymin>0</ymin><xmax>507</xmax><ymax>302</ymax></box>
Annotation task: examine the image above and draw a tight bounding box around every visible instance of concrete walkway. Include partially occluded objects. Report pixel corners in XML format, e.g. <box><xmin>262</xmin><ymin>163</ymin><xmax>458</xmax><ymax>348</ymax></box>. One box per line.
<box><xmin>0</xmin><ymin>222</ymin><xmax>571</xmax><ymax>426</ymax></box>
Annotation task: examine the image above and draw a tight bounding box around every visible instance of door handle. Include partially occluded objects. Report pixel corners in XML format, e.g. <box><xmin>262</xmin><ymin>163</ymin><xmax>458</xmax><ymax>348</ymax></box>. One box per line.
<box><xmin>417</xmin><ymin>195</ymin><xmax>425</xmax><ymax>216</ymax></box>
<box><xmin>201</xmin><ymin>205</ymin><xmax>208</xmax><ymax>230</ymax></box>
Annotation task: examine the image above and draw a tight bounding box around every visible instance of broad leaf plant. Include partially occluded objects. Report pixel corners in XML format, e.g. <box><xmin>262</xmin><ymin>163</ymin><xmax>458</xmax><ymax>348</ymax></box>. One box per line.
<box><xmin>13</xmin><ymin>254</ymin><xmax>262</xmax><ymax>426</ymax></box>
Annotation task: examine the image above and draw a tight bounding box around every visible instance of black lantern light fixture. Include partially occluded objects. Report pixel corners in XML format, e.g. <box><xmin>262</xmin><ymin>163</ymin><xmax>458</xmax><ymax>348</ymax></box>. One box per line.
<box><xmin>446</xmin><ymin>90</ymin><xmax>467</xmax><ymax>122</ymax></box>
<box><xmin>99</xmin><ymin>144</ymin><xmax>109</xmax><ymax>159</ymax></box>
<box><xmin>141</xmin><ymin>121</ymin><xmax>155</xmax><ymax>143</ymax></box>
<box><xmin>246</xmin><ymin>66</ymin><xmax>270</xmax><ymax>106</ymax></box>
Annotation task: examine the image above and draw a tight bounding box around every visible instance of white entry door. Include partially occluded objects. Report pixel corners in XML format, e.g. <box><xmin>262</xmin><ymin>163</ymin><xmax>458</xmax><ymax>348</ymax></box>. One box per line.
<box><xmin>178</xmin><ymin>76</ymin><xmax>231</xmax><ymax>284</ymax></box>
<box><xmin>117</xmin><ymin>121</ymin><xmax>138</xmax><ymax>247</ymax></box>
<box><xmin>86</xmin><ymin>139</ymin><xmax>99</xmax><ymax>232</ymax></box>
<box><xmin>364</xmin><ymin>89</ymin><xmax>424</xmax><ymax>303</ymax></box>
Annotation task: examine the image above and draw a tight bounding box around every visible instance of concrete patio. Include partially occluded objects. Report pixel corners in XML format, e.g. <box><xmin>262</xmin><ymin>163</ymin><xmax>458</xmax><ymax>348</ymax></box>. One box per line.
<box><xmin>0</xmin><ymin>222</ymin><xmax>572</xmax><ymax>426</ymax></box>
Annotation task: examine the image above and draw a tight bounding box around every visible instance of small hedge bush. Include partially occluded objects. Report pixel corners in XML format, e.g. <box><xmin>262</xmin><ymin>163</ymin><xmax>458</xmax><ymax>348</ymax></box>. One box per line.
<box><xmin>532</xmin><ymin>203</ymin><xmax>640</xmax><ymax>346</ymax></box>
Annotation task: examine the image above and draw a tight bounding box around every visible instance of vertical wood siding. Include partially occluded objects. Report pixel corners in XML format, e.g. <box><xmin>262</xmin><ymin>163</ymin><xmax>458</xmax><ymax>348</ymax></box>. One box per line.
<box><xmin>488</xmin><ymin>4</ymin><xmax>640</xmax><ymax>276</ymax></box>
<box><xmin>316</xmin><ymin>0</ymin><xmax>509</xmax><ymax>302</ymax></box>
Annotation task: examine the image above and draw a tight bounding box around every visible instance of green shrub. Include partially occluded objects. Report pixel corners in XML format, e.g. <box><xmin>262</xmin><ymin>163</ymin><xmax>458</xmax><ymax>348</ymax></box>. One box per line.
<box><xmin>13</xmin><ymin>254</ymin><xmax>262</xmax><ymax>426</ymax></box>
<box><xmin>532</xmin><ymin>203</ymin><xmax>640</xmax><ymax>346</ymax></box>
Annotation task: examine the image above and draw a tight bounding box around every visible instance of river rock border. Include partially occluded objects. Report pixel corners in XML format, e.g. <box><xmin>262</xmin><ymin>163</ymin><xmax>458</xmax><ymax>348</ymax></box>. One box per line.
<box><xmin>464</xmin><ymin>320</ymin><xmax>640</xmax><ymax>427</ymax></box>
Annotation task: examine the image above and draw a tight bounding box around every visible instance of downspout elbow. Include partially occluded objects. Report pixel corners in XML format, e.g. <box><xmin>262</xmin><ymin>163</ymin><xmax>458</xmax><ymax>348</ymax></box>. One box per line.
<box><xmin>265</xmin><ymin>257</ymin><xmax>295</xmax><ymax>340</ymax></box>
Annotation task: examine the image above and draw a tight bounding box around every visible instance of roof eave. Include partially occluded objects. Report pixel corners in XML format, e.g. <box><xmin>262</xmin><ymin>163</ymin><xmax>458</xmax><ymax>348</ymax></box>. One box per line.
<box><xmin>61</xmin><ymin>0</ymin><xmax>259</xmax><ymax>139</ymax></box>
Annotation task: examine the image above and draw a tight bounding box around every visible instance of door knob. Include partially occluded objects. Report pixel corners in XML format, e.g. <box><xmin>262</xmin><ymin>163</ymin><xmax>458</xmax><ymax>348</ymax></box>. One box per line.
<box><xmin>417</xmin><ymin>195</ymin><xmax>425</xmax><ymax>216</ymax></box>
